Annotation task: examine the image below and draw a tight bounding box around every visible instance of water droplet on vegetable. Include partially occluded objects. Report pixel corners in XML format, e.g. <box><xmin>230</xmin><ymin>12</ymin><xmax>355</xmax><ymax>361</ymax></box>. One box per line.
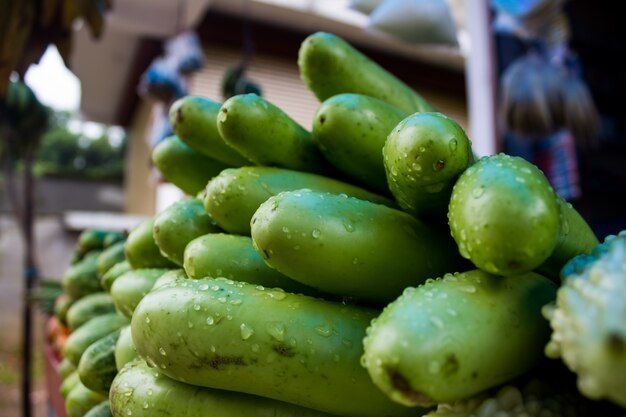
<box><xmin>240</xmin><ymin>323</ymin><xmax>254</xmax><ymax>340</ymax></box>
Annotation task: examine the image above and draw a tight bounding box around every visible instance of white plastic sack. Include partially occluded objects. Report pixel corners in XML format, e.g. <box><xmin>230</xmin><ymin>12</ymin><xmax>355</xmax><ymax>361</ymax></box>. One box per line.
<box><xmin>368</xmin><ymin>0</ymin><xmax>458</xmax><ymax>45</ymax></box>
<box><xmin>349</xmin><ymin>0</ymin><xmax>385</xmax><ymax>15</ymax></box>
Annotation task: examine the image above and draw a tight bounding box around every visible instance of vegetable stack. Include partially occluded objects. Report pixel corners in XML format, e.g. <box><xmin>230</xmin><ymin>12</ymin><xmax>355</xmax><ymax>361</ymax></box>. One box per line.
<box><xmin>55</xmin><ymin>31</ymin><xmax>625</xmax><ymax>417</ymax></box>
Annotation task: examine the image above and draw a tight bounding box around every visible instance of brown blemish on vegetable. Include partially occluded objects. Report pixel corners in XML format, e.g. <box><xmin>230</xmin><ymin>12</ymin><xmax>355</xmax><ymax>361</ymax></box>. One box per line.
<box><xmin>273</xmin><ymin>343</ymin><xmax>296</xmax><ymax>357</ymax></box>
<box><xmin>607</xmin><ymin>332</ymin><xmax>624</xmax><ymax>355</ymax></box>
<box><xmin>209</xmin><ymin>355</ymin><xmax>246</xmax><ymax>369</ymax></box>
<box><xmin>442</xmin><ymin>354</ymin><xmax>459</xmax><ymax>376</ymax></box>
<box><xmin>389</xmin><ymin>369</ymin><xmax>434</xmax><ymax>405</ymax></box>
<box><xmin>176</xmin><ymin>107</ymin><xmax>184</xmax><ymax>124</ymax></box>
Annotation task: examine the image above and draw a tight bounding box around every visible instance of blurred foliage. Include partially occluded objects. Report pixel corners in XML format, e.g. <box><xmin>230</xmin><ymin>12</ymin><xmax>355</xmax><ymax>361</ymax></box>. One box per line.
<box><xmin>33</xmin><ymin>110</ymin><xmax>127</xmax><ymax>182</ymax></box>
<box><xmin>30</xmin><ymin>280</ymin><xmax>63</xmax><ymax>316</ymax></box>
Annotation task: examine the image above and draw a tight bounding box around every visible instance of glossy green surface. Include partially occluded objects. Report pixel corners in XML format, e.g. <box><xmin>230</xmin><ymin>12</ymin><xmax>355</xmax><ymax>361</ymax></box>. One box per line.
<box><xmin>110</xmin><ymin>269</ymin><xmax>169</xmax><ymax>318</ymax></box>
<box><xmin>251</xmin><ymin>189</ymin><xmax>463</xmax><ymax>304</ymax></box>
<box><xmin>125</xmin><ymin>219</ymin><xmax>176</xmax><ymax>269</ymax></box>
<box><xmin>66</xmin><ymin>293</ymin><xmax>116</xmax><ymax>331</ymax></box>
<box><xmin>78</xmin><ymin>330</ymin><xmax>120</xmax><ymax>395</ymax></box>
<box><xmin>131</xmin><ymin>278</ymin><xmax>422</xmax><ymax>417</ymax></box>
<box><xmin>363</xmin><ymin>270</ymin><xmax>556</xmax><ymax>405</ymax></box>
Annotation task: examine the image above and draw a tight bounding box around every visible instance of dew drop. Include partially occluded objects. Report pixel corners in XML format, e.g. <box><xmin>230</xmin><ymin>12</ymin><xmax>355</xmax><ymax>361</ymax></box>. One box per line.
<box><xmin>343</xmin><ymin>221</ymin><xmax>355</xmax><ymax>232</ymax></box>
<box><xmin>193</xmin><ymin>303</ymin><xmax>201</xmax><ymax>311</ymax></box>
<box><xmin>206</xmin><ymin>316</ymin><xmax>214</xmax><ymax>325</ymax></box>
<box><xmin>240</xmin><ymin>323</ymin><xmax>254</xmax><ymax>340</ymax></box>
<box><xmin>230</xmin><ymin>299</ymin><xmax>243</xmax><ymax>305</ymax></box>
<box><xmin>311</xmin><ymin>228</ymin><xmax>321</xmax><ymax>239</ymax></box>
<box><xmin>199</xmin><ymin>283</ymin><xmax>209</xmax><ymax>291</ymax></box>
<box><xmin>267</xmin><ymin>322</ymin><xmax>285</xmax><ymax>341</ymax></box>
<box><xmin>449</xmin><ymin>138</ymin><xmax>458</xmax><ymax>151</ymax></box>
<box><xmin>144</xmin><ymin>316</ymin><xmax>150</xmax><ymax>324</ymax></box>
<box><xmin>158</xmin><ymin>347</ymin><xmax>167</xmax><ymax>356</ymax></box>
<box><xmin>472</xmin><ymin>186</ymin><xmax>485</xmax><ymax>198</ymax></box>
<box><xmin>315</xmin><ymin>325</ymin><xmax>332</xmax><ymax>337</ymax></box>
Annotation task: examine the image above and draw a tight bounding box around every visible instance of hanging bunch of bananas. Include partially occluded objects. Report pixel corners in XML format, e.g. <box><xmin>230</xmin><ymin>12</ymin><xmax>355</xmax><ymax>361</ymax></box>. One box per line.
<box><xmin>0</xmin><ymin>0</ymin><xmax>113</xmax><ymax>97</ymax></box>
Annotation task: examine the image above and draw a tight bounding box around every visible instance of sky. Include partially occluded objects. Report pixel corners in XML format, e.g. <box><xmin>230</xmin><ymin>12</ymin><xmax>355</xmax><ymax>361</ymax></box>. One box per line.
<box><xmin>24</xmin><ymin>46</ymin><xmax>81</xmax><ymax>112</ymax></box>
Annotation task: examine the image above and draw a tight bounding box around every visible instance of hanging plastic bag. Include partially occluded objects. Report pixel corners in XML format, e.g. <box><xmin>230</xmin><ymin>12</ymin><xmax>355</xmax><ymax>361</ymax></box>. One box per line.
<box><xmin>368</xmin><ymin>0</ymin><xmax>458</xmax><ymax>45</ymax></box>
<box><xmin>138</xmin><ymin>57</ymin><xmax>187</xmax><ymax>103</ymax></box>
<box><xmin>165</xmin><ymin>31</ymin><xmax>204</xmax><ymax>74</ymax></box>
<box><xmin>349</xmin><ymin>0</ymin><xmax>385</xmax><ymax>14</ymax></box>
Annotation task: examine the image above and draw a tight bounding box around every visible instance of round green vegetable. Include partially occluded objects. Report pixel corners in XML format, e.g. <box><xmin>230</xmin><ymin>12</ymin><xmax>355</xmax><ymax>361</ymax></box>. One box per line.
<box><xmin>298</xmin><ymin>32</ymin><xmax>432</xmax><ymax>113</ymax></box>
<box><xmin>62</xmin><ymin>252</ymin><xmax>104</xmax><ymax>300</ymax></box>
<box><xmin>251</xmin><ymin>189</ymin><xmax>463</xmax><ymax>304</ymax></box>
<box><xmin>109</xmin><ymin>360</ymin><xmax>338</xmax><ymax>417</ymax></box>
<box><xmin>153</xmin><ymin>198</ymin><xmax>222</xmax><ymax>266</ymax></box>
<box><xmin>170</xmin><ymin>95</ymin><xmax>250</xmax><ymax>166</ymax></box>
<box><xmin>84</xmin><ymin>401</ymin><xmax>112</xmax><ymax>417</ymax></box>
<box><xmin>78</xmin><ymin>330</ymin><xmax>121</xmax><ymax>395</ymax></box>
<box><xmin>114</xmin><ymin>326</ymin><xmax>138</xmax><ymax>371</ymax></box>
<box><xmin>183</xmin><ymin>233</ymin><xmax>318</xmax><ymax>295</ymax></box>
<box><xmin>125</xmin><ymin>219</ymin><xmax>176</xmax><ymax>269</ymax></box>
<box><xmin>59</xmin><ymin>358</ymin><xmax>77</xmax><ymax>380</ymax></box>
<box><xmin>66</xmin><ymin>381</ymin><xmax>107</xmax><ymax>417</ymax></box>
<box><xmin>131</xmin><ymin>277</ymin><xmax>424</xmax><ymax>417</ymax></box>
<box><xmin>152</xmin><ymin>135</ymin><xmax>229</xmax><ymax>196</ymax></box>
<box><xmin>63</xmin><ymin>313</ymin><xmax>129</xmax><ymax>366</ymax></box>
<box><xmin>151</xmin><ymin>269</ymin><xmax>187</xmax><ymax>291</ymax></box>
<box><xmin>101</xmin><ymin>261</ymin><xmax>132</xmax><ymax>292</ymax></box>
<box><xmin>312</xmin><ymin>93</ymin><xmax>408</xmax><ymax>193</ymax></box>
<box><xmin>204</xmin><ymin>166</ymin><xmax>393</xmax><ymax>235</ymax></box>
<box><xmin>384</xmin><ymin>112</ymin><xmax>473</xmax><ymax>216</ymax></box>
<box><xmin>110</xmin><ymin>269</ymin><xmax>169</xmax><ymax>318</ymax></box>
<box><xmin>96</xmin><ymin>242</ymin><xmax>126</xmax><ymax>278</ymax></box>
<box><xmin>217</xmin><ymin>93</ymin><xmax>328</xmax><ymax>173</ymax></box>
<box><xmin>362</xmin><ymin>270</ymin><xmax>556</xmax><ymax>406</ymax></box>
<box><xmin>66</xmin><ymin>292</ymin><xmax>116</xmax><ymax>331</ymax></box>
<box><xmin>61</xmin><ymin>371</ymin><xmax>81</xmax><ymax>399</ymax></box>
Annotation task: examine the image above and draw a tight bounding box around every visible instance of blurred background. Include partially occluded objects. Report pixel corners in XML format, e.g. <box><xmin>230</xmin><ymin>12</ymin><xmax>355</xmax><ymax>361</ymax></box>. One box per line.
<box><xmin>0</xmin><ymin>0</ymin><xmax>624</xmax><ymax>415</ymax></box>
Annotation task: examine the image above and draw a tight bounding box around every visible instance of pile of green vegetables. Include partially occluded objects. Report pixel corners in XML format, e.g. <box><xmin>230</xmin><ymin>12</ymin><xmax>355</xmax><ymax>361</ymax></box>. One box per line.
<box><xmin>52</xmin><ymin>32</ymin><xmax>625</xmax><ymax>417</ymax></box>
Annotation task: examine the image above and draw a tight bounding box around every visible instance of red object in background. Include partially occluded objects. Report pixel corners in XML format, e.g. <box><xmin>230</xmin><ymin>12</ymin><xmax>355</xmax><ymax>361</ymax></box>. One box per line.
<box><xmin>44</xmin><ymin>319</ymin><xmax>69</xmax><ymax>417</ymax></box>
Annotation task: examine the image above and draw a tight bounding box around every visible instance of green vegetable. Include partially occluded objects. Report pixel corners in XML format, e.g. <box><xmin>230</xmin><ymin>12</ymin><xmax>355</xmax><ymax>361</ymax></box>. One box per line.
<box><xmin>66</xmin><ymin>381</ymin><xmax>107</xmax><ymax>417</ymax></box>
<box><xmin>153</xmin><ymin>198</ymin><xmax>222</xmax><ymax>266</ymax></box>
<box><xmin>543</xmin><ymin>232</ymin><xmax>626</xmax><ymax>407</ymax></box>
<box><xmin>101</xmin><ymin>261</ymin><xmax>132</xmax><ymax>292</ymax></box>
<box><xmin>151</xmin><ymin>269</ymin><xmax>187</xmax><ymax>291</ymax></box>
<box><xmin>170</xmin><ymin>96</ymin><xmax>250</xmax><ymax>166</ymax></box>
<box><xmin>84</xmin><ymin>401</ymin><xmax>112</xmax><ymax>417</ymax></box>
<box><xmin>96</xmin><ymin>242</ymin><xmax>126</xmax><ymax>278</ymax></box>
<box><xmin>78</xmin><ymin>330</ymin><xmax>121</xmax><ymax>395</ymax></box>
<box><xmin>59</xmin><ymin>358</ymin><xmax>77</xmax><ymax>380</ymax></box>
<box><xmin>251</xmin><ymin>189</ymin><xmax>463</xmax><ymax>303</ymax></box>
<box><xmin>362</xmin><ymin>270</ymin><xmax>556</xmax><ymax>406</ymax></box>
<box><xmin>183</xmin><ymin>233</ymin><xmax>318</xmax><ymax>295</ymax></box>
<box><xmin>110</xmin><ymin>269</ymin><xmax>169</xmax><ymax>318</ymax></box>
<box><xmin>61</xmin><ymin>372</ymin><xmax>80</xmax><ymax>399</ymax></box>
<box><xmin>204</xmin><ymin>166</ymin><xmax>393</xmax><ymax>235</ymax></box>
<box><xmin>125</xmin><ymin>219</ymin><xmax>176</xmax><ymax>269</ymax></box>
<box><xmin>152</xmin><ymin>136</ymin><xmax>229</xmax><ymax>195</ymax></box>
<box><xmin>384</xmin><ymin>112</ymin><xmax>473</xmax><ymax>216</ymax></box>
<box><xmin>298</xmin><ymin>32</ymin><xmax>432</xmax><ymax>113</ymax></box>
<box><xmin>55</xmin><ymin>294</ymin><xmax>75</xmax><ymax>326</ymax></box>
<box><xmin>114</xmin><ymin>326</ymin><xmax>138</xmax><ymax>371</ymax></box>
<box><xmin>78</xmin><ymin>230</ymin><xmax>110</xmax><ymax>254</ymax></box>
<box><xmin>66</xmin><ymin>292</ymin><xmax>116</xmax><ymax>331</ymax></box>
<box><xmin>448</xmin><ymin>154</ymin><xmax>597</xmax><ymax>276</ymax></box>
<box><xmin>312</xmin><ymin>93</ymin><xmax>408</xmax><ymax>193</ymax></box>
<box><xmin>63</xmin><ymin>313</ymin><xmax>129</xmax><ymax>366</ymax></box>
<box><xmin>131</xmin><ymin>277</ymin><xmax>424</xmax><ymax>417</ymax></box>
<box><xmin>217</xmin><ymin>93</ymin><xmax>328</xmax><ymax>173</ymax></box>
<box><xmin>103</xmin><ymin>233</ymin><xmax>125</xmax><ymax>249</ymax></box>
<box><xmin>109</xmin><ymin>360</ymin><xmax>338</xmax><ymax>417</ymax></box>
<box><xmin>62</xmin><ymin>252</ymin><xmax>104</xmax><ymax>299</ymax></box>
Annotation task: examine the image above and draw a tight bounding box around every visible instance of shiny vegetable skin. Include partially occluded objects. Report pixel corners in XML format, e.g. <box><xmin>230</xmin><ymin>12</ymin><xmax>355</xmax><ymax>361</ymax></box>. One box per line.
<box><xmin>204</xmin><ymin>166</ymin><xmax>393</xmax><ymax>235</ymax></box>
<box><xmin>110</xmin><ymin>360</ymin><xmax>338</xmax><ymax>417</ymax></box>
<box><xmin>96</xmin><ymin>242</ymin><xmax>126</xmax><ymax>278</ymax></box>
<box><xmin>384</xmin><ymin>112</ymin><xmax>473</xmax><ymax>216</ymax></box>
<box><xmin>114</xmin><ymin>326</ymin><xmax>138</xmax><ymax>371</ymax></box>
<box><xmin>78</xmin><ymin>330</ymin><xmax>121</xmax><ymax>395</ymax></box>
<box><xmin>217</xmin><ymin>94</ymin><xmax>328</xmax><ymax>172</ymax></box>
<box><xmin>152</xmin><ymin>269</ymin><xmax>187</xmax><ymax>291</ymax></box>
<box><xmin>448</xmin><ymin>154</ymin><xmax>559</xmax><ymax>275</ymax></box>
<box><xmin>110</xmin><ymin>269</ymin><xmax>169</xmax><ymax>318</ymax></box>
<box><xmin>251</xmin><ymin>190</ymin><xmax>463</xmax><ymax>304</ymax></box>
<box><xmin>448</xmin><ymin>154</ymin><xmax>597</xmax><ymax>276</ymax></box>
<box><xmin>60</xmin><ymin>358</ymin><xmax>76</xmax><ymax>380</ymax></box>
<box><xmin>298</xmin><ymin>32</ymin><xmax>432</xmax><ymax>113</ymax></box>
<box><xmin>101</xmin><ymin>261</ymin><xmax>131</xmax><ymax>292</ymax></box>
<box><xmin>66</xmin><ymin>381</ymin><xmax>107</xmax><ymax>417</ymax></box>
<box><xmin>362</xmin><ymin>270</ymin><xmax>556</xmax><ymax>406</ymax></box>
<box><xmin>312</xmin><ymin>93</ymin><xmax>408</xmax><ymax>193</ymax></box>
<box><xmin>153</xmin><ymin>198</ymin><xmax>222</xmax><ymax>266</ymax></box>
<box><xmin>152</xmin><ymin>136</ymin><xmax>230</xmax><ymax>195</ymax></box>
<box><xmin>125</xmin><ymin>219</ymin><xmax>176</xmax><ymax>269</ymax></box>
<box><xmin>131</xmin><ymin>278</ymin><xmax>421</xmax><ymax>417</ymax></box>
<box><xmin>66</xmin><ymin>293</ymin><xmax>116</xmax><ymax>331</ymax></box>
<box><xmin>169</xmin><ymin>96</ymin><xmax>249</xmax><ymax>166</ymax></box>
<box><xmin>63</xmin><ymin>313</ymin><xmax>129</xmax><ymax>366</ymax></box>
<box><xmin>61</xmin><ymin>372</ymin><xmax>80</xmax><ymax>399</ymax></box>
<box><xmin>84</xmin><ymin>401</ymin><xmax>112</xmax><ymax>417</ymax></box>
<box><xmin>183</xmin><ymin>233</ymin><xmax>317</xmax><ymax>295</ymax></box>
<box><xmin>62</xmin><ymin>251</ymin><xmax>104</xmax><ymax>299</ymax></box>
